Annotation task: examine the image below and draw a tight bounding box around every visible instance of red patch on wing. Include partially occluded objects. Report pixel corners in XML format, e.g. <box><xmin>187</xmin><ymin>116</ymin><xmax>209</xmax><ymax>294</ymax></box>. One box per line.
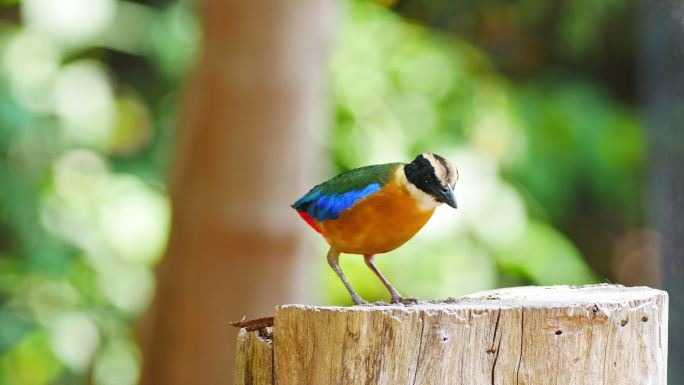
<box><xmin>297</xmin><ymin>211</ymin><xmax>328</xmax><ymax>239</ymax></box>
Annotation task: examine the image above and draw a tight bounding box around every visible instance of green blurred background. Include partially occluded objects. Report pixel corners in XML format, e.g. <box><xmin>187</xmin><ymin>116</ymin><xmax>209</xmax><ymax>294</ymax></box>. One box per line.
<box><xmin>0</xmin><ymin>0</ymin><xmax>669</xmax><ymax>384</ymax></box>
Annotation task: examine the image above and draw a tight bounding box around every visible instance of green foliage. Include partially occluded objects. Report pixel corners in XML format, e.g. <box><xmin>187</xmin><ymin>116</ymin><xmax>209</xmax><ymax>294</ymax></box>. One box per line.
<box><xmin>0</xmin><ymin>0</ymin><xmax>197</xmax><ymax>383</ymax></box>
<box><xmin>321</xmin><ymin>2</ymin><xmax>642</xmax><ymax>305</ymax></box>
<box><xmin>0</xmin><ymin>0</ymin><xmax>644</xmax><ymax>380</ymax></box>
<box><xmin>509</xmin><ymin>80</ymin><xmax>644</xmax><ymax>225</ymax></box>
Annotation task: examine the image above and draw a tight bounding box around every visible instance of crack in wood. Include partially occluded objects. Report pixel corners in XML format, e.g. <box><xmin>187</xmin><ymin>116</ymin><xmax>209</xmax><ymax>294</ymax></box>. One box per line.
<box><xmin>587</xmin><ymin>312</ymin><xmax>595</xmax><ymax>373</ymax></box>
<box><xmin>270</xmin><ymin>332</ymin><xmax>275</xmax><ymax>385</ymax></box>
<box><xmin>602</xmin><ymin>316</ymin><xmax>612</xmax><ymax>385</ymax></box>
<box><xmin>245</xmin><ymin>348</ymin><xmax>254</xmax><ymax>385</ymax></box>
<box><xmin>491</xmin><ymin>309</ymin><xmax>501</xmax><ymax>349</ymax></box>
<box><xmin>410</xmin><ymin>311</ymin><xmax>426</xmax><ymax>385</ymax></box>
<box><xmin>490</xmin><ymin>309</ymin><xmax>502</xmax><ymax>385</ymax></box>
<box><xmin>515</xmin><ymin>308</ymin><xmax>525</xmax><ymax>385</ymax></box>
<box><xmin>337</xmin><ymin>316</ymin><xmax>350</xmax><ymax>385</ymax></box>
<box><xmin>460</xmin><ymin>309</ymin><xmax>473</xmax><ymax>385</ymax></box>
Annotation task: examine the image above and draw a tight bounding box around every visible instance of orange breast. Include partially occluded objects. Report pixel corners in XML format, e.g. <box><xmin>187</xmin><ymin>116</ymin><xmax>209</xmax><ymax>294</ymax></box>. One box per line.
<box><xmin>317</xmin><ymin>182</ymin><xmax>434</xmax><ymax>255</ymax></box>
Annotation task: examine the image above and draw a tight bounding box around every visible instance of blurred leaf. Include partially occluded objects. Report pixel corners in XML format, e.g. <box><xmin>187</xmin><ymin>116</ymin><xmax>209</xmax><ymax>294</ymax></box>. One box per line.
<box><xmin>149</xmin><ymin>1</ymin><xmax>199</xmax><ymax>82</ymax></box>
<box><xmin>92</xmin><ymin>341</ymin><xmax>140</xmax><ymax>385</ymax></box>
<box><xmin>108</xmin><ymin>93</ymin><xmax>152</xmax><ymax>155</ymax></box>
<box><xmin>0</xmin><ymin>331</ymin><xmax>63</xmax><ymax>385</ymax></box>
<box><xmin>496</xmin><ymin>220</ymin><xmax>597</xmax><ymax>285</ymax></box>
<box><xmin>0</xmin><ymin>0</ymin><xmax>183</xmax><ymax>381</ymax></box>
<box><xmin>509</xmin><ymin>78</ymin><xmax>644</xmax><ymax>225</ymax></box>
<box><xmin>0</xmin><ymin>309</ymin><xmax>34</xmax><ymax>353</ymax></box>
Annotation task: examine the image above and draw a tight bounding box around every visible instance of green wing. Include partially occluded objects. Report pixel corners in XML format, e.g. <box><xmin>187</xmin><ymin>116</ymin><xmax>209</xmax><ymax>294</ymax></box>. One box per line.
<box><xmin>318</xmin><ymin>162</ymin><xmax>401</xmax><ymax>195</ymax></box>
<box><xmin>293</xmin><ymin>162</ymin><xmax>401</xmax><ymax>221</ymax></box>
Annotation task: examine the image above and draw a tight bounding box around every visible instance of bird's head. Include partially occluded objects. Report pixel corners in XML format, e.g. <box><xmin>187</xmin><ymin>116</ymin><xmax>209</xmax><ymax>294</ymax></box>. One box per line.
<box><xmin>403</xmin><ymin>153</ymin><xmax>458</xmax><ymax>209</ymax></box>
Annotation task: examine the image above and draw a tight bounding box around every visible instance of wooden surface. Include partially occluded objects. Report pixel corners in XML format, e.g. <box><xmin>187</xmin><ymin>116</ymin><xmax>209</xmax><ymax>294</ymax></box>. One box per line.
<box><xmin>234</xmin><ymin>285</ymin><xmax>668</xmax><ymax>385</ymax></box>
<box><xmin>234</xmin><ymin>329</ymin><xmax>273</xmax><ymax>385</ymax></box>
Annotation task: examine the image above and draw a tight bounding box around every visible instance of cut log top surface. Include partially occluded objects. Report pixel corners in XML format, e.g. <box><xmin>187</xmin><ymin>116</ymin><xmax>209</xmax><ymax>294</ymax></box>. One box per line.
<box><xmin>278</xmin><ymin>284</ymin><xmax>667</xmax><ymax>312</ymax></box>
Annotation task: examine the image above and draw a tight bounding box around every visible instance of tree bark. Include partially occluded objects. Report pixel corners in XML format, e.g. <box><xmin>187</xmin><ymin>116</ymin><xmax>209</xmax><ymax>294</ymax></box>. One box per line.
<box><xmin>234</xmin><ymin>329</ymin><xmax>274</xmax><ymax>385</ymax></box>
<box><xmin>139</xmin><ymin>0</ymin><xmax>334</xmax><ymax>384</ymax></box>
<box><xmin>639</xmin><ymin>0</ymin><xmax>684</xmax><ymax>382</ymax></box>
<box><xmin>235</xmin><ymin>285</ymin><xmax>668</xmax><ymax>385</ymax></box>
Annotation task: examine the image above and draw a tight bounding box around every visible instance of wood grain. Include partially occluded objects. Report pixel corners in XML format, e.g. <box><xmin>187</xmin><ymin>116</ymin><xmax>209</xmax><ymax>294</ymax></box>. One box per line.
<box><xmin>234</xmin><ymin>285</ymin><xmax>668</xmax><ymax>385</ymax></box>
<box><xmin>234</xmin><ymin>329</ymin><xmax>273</xmax><ymax>385</ymax></box>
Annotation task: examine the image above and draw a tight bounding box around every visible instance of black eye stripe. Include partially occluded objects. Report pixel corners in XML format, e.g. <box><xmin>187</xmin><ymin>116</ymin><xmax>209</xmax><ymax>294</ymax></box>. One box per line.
<box><xmin>404</xmin><ymin>154</ymin><xmax>451</xmax><ymax>199</ymax></box>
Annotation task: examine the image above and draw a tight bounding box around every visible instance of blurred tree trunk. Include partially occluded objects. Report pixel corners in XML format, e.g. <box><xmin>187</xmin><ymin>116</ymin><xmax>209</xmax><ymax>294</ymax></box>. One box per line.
<box><xmin>640</xmin><ymin>0</ymin><xmax>684</xmax><ymax>382</ymax></box>
<box><xmin>139</xmin><ymin>1</ymin><xmax>334</xmax><ymax>384</ymax></box>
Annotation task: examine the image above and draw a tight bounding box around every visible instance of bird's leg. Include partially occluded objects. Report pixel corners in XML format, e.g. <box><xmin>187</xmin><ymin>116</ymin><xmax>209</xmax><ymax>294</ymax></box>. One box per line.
<box><xmin>364</xmin><ymin>254</ymin><xmax>417</xmax><ymax>304</ymax></box>
<box><xmin>327</xmin><ymin>247</ymin><xmax>368</xmax><ymax>305</ymax></box>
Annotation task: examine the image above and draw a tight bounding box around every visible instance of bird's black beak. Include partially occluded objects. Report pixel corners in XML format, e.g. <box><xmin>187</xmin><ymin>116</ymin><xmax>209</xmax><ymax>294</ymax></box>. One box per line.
<box><xmin>436</xmin><ymin>185</ymin><xmax>457</xmax><ymax>209</ymax></box>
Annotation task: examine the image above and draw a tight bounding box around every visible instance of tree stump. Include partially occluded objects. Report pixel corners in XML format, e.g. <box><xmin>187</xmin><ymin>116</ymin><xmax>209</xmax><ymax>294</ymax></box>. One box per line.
<box><xmin>234</xmin><ymin>284</ymin><xmax>668</xmax><ymax>385</ymax></box>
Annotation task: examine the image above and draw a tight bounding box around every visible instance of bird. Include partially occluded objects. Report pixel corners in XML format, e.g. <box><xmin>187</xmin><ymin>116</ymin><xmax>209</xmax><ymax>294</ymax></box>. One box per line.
<box><xmin>292</xmin><ymin>153</ymin><xmax>458</xmax><ymax>305</ymax></box>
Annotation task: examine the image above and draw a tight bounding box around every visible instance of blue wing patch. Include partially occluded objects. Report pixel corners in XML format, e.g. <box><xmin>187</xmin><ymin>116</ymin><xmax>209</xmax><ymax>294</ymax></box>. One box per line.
<box><xmin>293</xmin><ymin>183</ymin><xmax>381</xmax><ymax>221</ymax></box>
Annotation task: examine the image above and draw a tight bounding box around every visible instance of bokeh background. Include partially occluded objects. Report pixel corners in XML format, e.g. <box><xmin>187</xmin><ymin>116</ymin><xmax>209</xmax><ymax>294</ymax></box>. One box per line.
<box><xmin>0</xmin><ymin>0</ymin><xmax>681</xmax><ymax>384</ymax></box>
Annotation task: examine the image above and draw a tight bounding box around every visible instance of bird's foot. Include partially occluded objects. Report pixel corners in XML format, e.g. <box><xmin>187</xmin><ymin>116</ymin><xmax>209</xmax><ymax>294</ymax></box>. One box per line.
<box><xmin>391</xmin><ymin>296</ymin><xmax>419</xmax><ymax>305</ymax></box>
<box><xmin>352</xmin><ymin>295</ymin><xmax>369</xmax><ymax>306</ymax></box>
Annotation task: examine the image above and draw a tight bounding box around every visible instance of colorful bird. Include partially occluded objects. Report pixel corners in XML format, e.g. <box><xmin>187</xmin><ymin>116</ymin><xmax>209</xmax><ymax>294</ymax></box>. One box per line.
<box><xmin>292</xmin><ymin>153</ymin><xmax>458</xmax><ymax>304</ymax></box>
